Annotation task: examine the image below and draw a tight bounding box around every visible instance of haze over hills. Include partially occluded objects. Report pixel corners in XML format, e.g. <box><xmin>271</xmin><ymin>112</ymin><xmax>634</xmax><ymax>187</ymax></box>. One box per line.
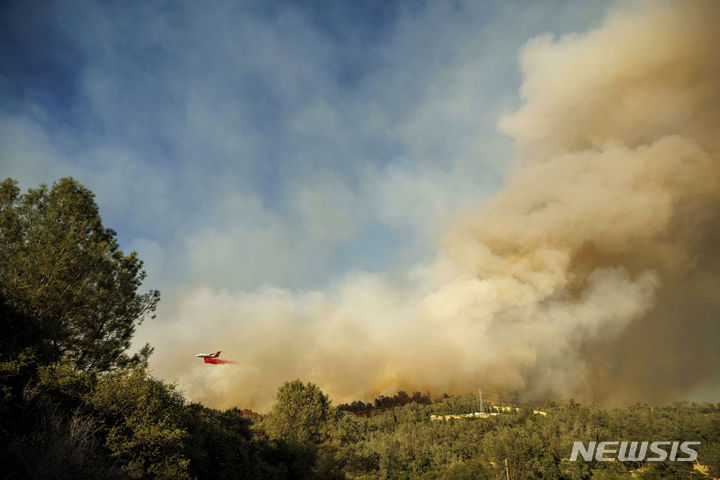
<box><xmin>148</xmin><ymin>0</ymin><xmax>720</xmax><ymax>411</ymax></box>
<box><xmin>1</xmin><ymin>0</ymin><xmax>718</xmax><ymax>413</ymax></box>
<box><xmin>2</xmin><ymin>0</ymin><xmax>720</xmax><ymax>478</ymax></box>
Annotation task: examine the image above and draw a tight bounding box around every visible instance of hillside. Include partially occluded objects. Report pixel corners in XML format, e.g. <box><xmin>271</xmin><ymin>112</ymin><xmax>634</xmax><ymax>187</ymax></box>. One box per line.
<box><xmin>2</xmin><ymin>178</ymin><xmax>718</xmax><ymax>479</ymax></box>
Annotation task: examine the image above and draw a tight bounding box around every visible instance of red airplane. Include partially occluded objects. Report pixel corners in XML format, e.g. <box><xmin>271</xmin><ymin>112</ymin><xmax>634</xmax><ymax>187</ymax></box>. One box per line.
<box><xmin>195</xmin><ymin>351</ymin><xmax>235</xmax><ymax>364</ymax></box>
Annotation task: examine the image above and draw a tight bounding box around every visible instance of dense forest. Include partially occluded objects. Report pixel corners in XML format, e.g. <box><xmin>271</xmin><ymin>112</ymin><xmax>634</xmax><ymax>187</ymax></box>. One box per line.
<box><xmin>1</xmin><ymin>178</ymin><xmax>719</xmax><ymax>479</ymax></box>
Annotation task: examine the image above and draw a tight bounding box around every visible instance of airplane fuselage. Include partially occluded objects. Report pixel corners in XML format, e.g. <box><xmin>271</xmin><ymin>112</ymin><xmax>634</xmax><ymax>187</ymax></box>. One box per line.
<box><xmin>195</xmin><ymin>351</ymin><xmax>221</xmax><ymax>359</ymax></box>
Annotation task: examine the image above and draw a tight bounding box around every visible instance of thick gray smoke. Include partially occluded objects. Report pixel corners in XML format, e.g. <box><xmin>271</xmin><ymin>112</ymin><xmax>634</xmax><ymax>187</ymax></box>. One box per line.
<box><xmin>148</xmin><ymin>0</ymin><xmax>720</xmax><ymax>410</ymax></box>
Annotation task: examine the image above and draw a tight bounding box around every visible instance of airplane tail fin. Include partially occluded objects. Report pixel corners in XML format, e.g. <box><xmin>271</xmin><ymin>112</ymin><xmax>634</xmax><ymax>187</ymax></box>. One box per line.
<box><xmin>214</xmin><ymin>351</ymin><xmax>221</xmax><ymax>357</ymax></box>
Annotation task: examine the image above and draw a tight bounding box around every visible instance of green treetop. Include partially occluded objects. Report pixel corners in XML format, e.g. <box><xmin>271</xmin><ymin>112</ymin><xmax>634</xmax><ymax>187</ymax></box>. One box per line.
<box><xmin>0</xmin><ymin>177</ymin><xmax>159</xmax><ymax>372</ymax></box>
<box><xmin>263</xmin><ymin>379</ymin><xmax>334</xmax><ymax>446</ymax></box>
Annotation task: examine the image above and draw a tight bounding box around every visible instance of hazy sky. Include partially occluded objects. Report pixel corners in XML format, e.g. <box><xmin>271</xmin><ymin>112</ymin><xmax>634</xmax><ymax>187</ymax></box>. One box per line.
<box><xmin>14</xmin><ymin>0</ymin><xmax>700</xmax><ymax>406</ymax></box>
<box><xmin>1</xmin><ymin>0</ymin><xmax>608</xmax><ymax>293</ymax></box>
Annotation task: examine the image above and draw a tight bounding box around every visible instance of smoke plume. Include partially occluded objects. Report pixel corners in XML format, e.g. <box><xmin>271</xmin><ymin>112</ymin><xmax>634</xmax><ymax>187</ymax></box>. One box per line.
<box><xmin>149</xmin><ymin>0</ymin><xmax>720</xmax><ymax>410</ymax></box>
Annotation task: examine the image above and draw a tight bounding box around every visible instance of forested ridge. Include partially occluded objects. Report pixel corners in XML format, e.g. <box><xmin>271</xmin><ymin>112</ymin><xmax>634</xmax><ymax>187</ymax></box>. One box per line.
<box><xmin>1</xmin><ymin>178</ymin><xmax>718</xmax><ymax>479</ymax></box>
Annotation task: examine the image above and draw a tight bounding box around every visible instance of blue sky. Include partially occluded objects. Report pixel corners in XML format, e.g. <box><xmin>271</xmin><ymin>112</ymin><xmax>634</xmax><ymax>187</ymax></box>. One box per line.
<box><xmin>6</xmin><ymin>1</ymin><xmax>720</xmax><ymax>410</ymax></box>
<box><xmin>1</xmin><ymin>0</ymin><xmax>610</xmax><ymax>333</ymax></box>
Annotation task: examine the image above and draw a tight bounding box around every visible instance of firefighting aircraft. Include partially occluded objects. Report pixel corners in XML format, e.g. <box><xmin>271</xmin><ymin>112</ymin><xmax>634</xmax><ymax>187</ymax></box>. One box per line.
<box><xmin>195</xmin><ymin>351</ymin><xmax>235</xmax><ymax>364</ymax></box>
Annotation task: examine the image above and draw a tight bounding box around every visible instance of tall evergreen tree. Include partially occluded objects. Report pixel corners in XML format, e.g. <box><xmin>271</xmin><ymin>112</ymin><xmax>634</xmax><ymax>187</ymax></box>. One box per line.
<box><xmin>0</xmin><ymin>177</ymin><xmax>159</xmax><ymax>371</ymax></box>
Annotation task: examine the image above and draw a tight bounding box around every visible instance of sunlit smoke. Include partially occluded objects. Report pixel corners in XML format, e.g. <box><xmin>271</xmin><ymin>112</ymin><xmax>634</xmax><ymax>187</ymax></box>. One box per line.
<box><xmin>148</xmin><ymin>0</ymin><xmax>720</xmax><ymax>411</ymax></box>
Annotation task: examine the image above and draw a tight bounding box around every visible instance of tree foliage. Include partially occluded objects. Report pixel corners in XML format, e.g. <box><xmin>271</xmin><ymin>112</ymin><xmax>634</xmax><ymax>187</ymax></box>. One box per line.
<box><xmin>89</xmin><ymin>366</ymin><xmax>191</xmax><ymax>479</ymax></box>
<box><xmin>0</xmin><ymin>177</ymin><xmax>158</xmax><ymax>371</ymax></box>
<box><xmin>1</xmin><ymin>177</ymin><xmax>718</xmax><ymax>479</ymax></box>
<box><xmin>0</xmin><ymin>178</ymin><xmax>340</xmax><ymax>479</ymax></box>
<box><xmin>263</xmin><ymin>380</ymin><xmax>334</xmax><ymax>446</ymax></box>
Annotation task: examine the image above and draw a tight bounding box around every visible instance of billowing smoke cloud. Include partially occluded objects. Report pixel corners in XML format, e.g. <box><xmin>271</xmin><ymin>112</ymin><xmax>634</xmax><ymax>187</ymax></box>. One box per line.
<box><xmin>148</xmin><ymin>0</ymin><xmax>720</xmax><ymax>411</ymax></box>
